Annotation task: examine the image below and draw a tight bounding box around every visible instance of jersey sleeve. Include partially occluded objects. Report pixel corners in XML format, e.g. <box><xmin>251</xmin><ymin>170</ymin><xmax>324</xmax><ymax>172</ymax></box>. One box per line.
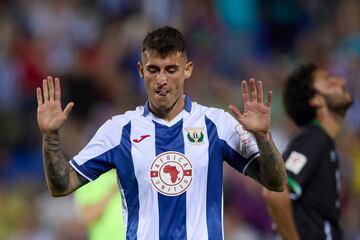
<box><xmin>70</xmin><ymin>116</ymin><xmax>127</xmax><ymax>181</ymax></box>
<box><xmin>218</xmin><ymin>112</ymin><xmax>260</xmax><ymax>174</ymax></box>
<box><xmin>283</xmin><ymin>131</ymin><xmax>326</xmax><ymax>198</ymax></box>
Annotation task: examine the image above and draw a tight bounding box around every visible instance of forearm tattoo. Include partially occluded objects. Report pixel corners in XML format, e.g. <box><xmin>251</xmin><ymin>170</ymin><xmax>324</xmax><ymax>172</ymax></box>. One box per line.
<box><xmin>256</xmin><ymin>134</ymin><xmax>286</xmax><ymax>191</ymax></box>
<box><xmin>43</xmin><ymin>133</ymin><xmax>87</xmax><ymax>194</ymax></box>
<box><xmin>43</xmin><ymin>133</ymin><xmax>71</xmax><ymax>193</ymax></box>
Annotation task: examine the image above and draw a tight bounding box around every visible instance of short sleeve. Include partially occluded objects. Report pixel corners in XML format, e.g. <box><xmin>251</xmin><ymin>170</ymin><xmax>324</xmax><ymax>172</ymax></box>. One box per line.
<box><xmin>70</xmin><ymin>116</ymin><xmax>127</xmax><ymax>181</ymax></box>
<box><xmin>208</xmin><ymin>111</ymin><xmax>260</xmax><ymax>174</ymax></box>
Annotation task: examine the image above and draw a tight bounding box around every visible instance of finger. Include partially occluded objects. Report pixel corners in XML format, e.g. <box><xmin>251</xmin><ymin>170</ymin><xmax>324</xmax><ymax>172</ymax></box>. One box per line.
<box><xmin>54</xmin><ymin>77</ymin><xmax>61</xmax><ymax>101</ymax></box>
<box><xmin>43</xmin><ymin>79</ymin><xmax>49</xmax><ymax>102</ymax></box>
<box><xmin>47</xmin><ymin>76</ymin><xmax>55</xmax><ymax>101</ymax></box>
<box><xmin>249</xmin><ymin>78</ymin><xmax>256</xmax><ymax>101</ymax></box>
<box><xmin>229</xmin><ymin>104</ymin><xmax>245</xmax><ymax>125</ymax></box>
<box><xmin>256</xmin><ymin>80</ymin><xmax>263</xmax><ymax>103</ymax></box>
<box><xmin>265</xmin><ymin>90</ymin><xmax>273</xmax><ymax>107</ymax></box>
<box><xmin>228</xmin><ymin>104</ymin><xmax>242</xmax><ymax>119</ymax></box>
<box><xmin>63</xmin><ymin>102</ymin><xmax>74</xmax><ymax>118</ymax></box>
<box><xmin>36</xmin><ymin>87</ymin><xmax>43</xmax><ymax>105</ymax></box>
<box><xmin>241</xmin><ymin>80</ymin><xmax>249</xmax><ymax>103</ymax></box>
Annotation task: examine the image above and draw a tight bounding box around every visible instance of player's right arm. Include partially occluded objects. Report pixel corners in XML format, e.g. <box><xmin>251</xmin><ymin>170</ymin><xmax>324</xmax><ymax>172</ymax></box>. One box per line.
<box><xmin>37</xmin><ymin>76</ymin><xmax>88</xmax><ymax>197</ymax></box>
<box><xmin>262</xmin><ymin>187</ymin><xmax>300</xmax><ymax>240</ymax></box>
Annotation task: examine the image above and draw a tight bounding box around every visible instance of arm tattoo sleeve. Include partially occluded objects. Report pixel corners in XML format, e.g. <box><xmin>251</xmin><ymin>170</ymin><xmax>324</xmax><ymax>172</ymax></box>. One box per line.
<box><xmin>43</xmin><ymin>132</ymin><xmax>88</xmax><ymax>196</ymax></box>
<box><xmin>251</xmin><ymin>133</ymin><xmax>287</xmax><ymax>191</ymax></box>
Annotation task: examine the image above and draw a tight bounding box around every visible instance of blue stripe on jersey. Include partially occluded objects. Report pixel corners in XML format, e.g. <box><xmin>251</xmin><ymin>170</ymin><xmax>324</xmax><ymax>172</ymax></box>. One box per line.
<box><xmin>205</xmin><ymin>117</ymin><xmax>223</xmax><ymax>240</ymax></box>
<box><xmin>70</xmin><ymin>159</ymin><xmax>98</xmax><ymax>181</ymax></box>
<box><xmin>114</xmin><ymin>122</ymin><xmax>140</xmax><ymax>240</ymax></box>
<box><xmin>70</xmin><ymin>144</ymin><xmax>118</xmax><ymax>180</ymax></box>
<box><xmin>154</xmin><ymin>120</ymin><xmax>187</xmax><ymax>240</ymax></box>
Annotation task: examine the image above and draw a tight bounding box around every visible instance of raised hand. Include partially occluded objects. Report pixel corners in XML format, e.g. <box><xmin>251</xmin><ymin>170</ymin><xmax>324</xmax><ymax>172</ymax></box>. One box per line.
<box><xmin>229</xmin><ymin>78</ymin><xmax>272</xmax><ymax>134</ymax></box>
<box><xmin>37</xmin><ymin>76</ymin><xmax>74</xmax><ymax>134</ymax></box>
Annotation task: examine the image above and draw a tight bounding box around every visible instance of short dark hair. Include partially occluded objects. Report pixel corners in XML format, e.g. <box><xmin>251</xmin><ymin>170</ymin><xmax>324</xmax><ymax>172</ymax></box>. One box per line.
<box><xmin>283</xmin><ymin>63</ymin><xmax>318</xmax><ymax>127</ymax></box>
<box><xmin>142</xmin><ymin>26</ymin><xmax>187</xmax><ymax>58</ymax></box>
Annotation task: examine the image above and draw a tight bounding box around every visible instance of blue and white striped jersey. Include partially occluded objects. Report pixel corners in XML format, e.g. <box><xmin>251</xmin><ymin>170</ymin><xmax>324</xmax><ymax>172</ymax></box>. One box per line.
<box><xmin>70</xmin><ymin>96</ymin><xmax>260</xmax><ymax>240</ymax></box>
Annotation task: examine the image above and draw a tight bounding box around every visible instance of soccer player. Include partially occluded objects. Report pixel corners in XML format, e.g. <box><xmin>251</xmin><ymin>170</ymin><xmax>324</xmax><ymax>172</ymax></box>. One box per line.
<box><xmin>36</xmin><ymin>26</ymin><xmax>286</xmax><ymax>239</ymax></box>
<box><xmin>263</xmin><ymin>63</ymin><xmax>353</xmax><ymax>240</ymax></box>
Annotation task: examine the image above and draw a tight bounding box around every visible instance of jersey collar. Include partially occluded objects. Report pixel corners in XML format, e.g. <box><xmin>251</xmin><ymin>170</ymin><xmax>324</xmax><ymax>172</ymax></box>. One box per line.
<box><xmin>311</xmin><ymin>119</ymin><xmax>325</xmax><ymax>131</ymax></box>
<box><xmin>142</xmin><ymin>95</ymin><xmax>192</xmax><ymax>117</ymax></box>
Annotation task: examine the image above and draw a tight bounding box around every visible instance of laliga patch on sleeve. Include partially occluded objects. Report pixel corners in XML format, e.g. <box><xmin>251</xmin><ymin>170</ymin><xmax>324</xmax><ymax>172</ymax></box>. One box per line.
<box><xmin>235</xmin><ymin>124</ymin><xmax>259</xmax><ymax>157</ymax></box>
<box><xmin>285</xmin><ymin>151</ymin><xmax>307</xmax><ymax>175</ymax></box>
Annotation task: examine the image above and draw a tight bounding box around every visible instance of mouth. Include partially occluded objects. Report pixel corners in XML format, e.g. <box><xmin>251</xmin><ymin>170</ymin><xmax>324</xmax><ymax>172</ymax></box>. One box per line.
<box><xmin>155</xmin><ymin>89</ymin><xmax>170</xmax><ymax>97</ymax></box>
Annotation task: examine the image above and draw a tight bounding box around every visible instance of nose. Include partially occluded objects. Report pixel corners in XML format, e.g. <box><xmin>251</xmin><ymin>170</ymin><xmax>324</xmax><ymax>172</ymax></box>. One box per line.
<box><xmin>335</xmin><ymin>76</ymin><xmax>346</xmax><ymax>86</ymax></box>
<box><xmin>330</xmin><ymin>75</ymin><xmax>346</xmax><ymax>86</ymax></box>
<box><xmin>156</xmin><ymin>72</ymin><xmax>167</xmax><ymax>85</ymax></box>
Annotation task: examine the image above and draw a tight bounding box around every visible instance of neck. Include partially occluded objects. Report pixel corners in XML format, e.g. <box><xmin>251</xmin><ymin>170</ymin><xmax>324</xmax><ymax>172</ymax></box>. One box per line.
<box><xmin>150</xmin><ymin>96</ymin><xmax>185</xmax><ymax>122</ymax></box>
<box><xmin>315</xmin><ymin>108</ymin><xmax>345</xmax><ymax>139</ymax></box>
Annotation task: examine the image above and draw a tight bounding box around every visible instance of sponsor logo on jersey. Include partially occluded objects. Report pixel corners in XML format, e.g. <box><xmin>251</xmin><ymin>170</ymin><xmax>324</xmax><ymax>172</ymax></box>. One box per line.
<box><xmin>132</xmin><ymin>134</ymin><xmax>151</xmax><ymax>143</ymax></box>
<box><xmin>185</xmin><ymin>127</ymin><xmax>205</xmax><ymax>144</ymax></box>
<box><xmin>150</xmin><ymin>151</ymin><xmax>193</xmax><ymax>196</ymax></box>
<box><xmin>285</xmin><ymin>151</ymin><xmax>307</xmax><ymax>175</ymax></box>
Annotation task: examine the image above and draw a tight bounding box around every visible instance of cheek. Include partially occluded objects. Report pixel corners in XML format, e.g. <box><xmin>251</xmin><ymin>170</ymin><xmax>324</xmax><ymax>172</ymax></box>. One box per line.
<box><xmin>143</xmin><ymin>76</ymin><xmax>154</xmax><ymax>88</ymax></box>
<box><xmin>171</xmin><ymin>78</ymin><xmax>184</xmax><ymax>90</ymax></box>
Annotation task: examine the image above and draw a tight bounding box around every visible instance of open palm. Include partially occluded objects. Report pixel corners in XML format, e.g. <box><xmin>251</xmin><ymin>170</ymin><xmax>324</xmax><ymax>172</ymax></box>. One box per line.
<box><xmin>37</xmin><ymin>76</ymin><xmax>74</xmax><ymax>134</ymax></box>
<box><xmin>229</xmin><ymin>79</ymin><xmax>272</xmax><ymax>133</ymax></box>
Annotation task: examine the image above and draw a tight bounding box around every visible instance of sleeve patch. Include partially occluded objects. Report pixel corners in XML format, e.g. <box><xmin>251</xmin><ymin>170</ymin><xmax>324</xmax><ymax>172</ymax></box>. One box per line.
<box><xmin>285</xmin><ymin>151</ymin><xmax>307</xmax><ymax>175</ymax></box>
<box><xmin>235</xmin><ymin>124</ymin><xmax>259</xmax><ymax>158</ymax></box>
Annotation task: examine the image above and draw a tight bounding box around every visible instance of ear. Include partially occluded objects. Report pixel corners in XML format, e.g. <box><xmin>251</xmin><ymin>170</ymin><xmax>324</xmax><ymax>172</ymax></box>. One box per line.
<box><xmin>137</xmin><ymin>62</ymin><xmax>144</xmax><ymax>79</ymax></box>
<box><xmin>309</xmin><ymin>94</ymin><xmax>325</xmax><ymax>108</ymax></box>
<box><xmin>184</xmin><ymin>62</ymin><xmax>193</xmax><ymax>79</ymax></box>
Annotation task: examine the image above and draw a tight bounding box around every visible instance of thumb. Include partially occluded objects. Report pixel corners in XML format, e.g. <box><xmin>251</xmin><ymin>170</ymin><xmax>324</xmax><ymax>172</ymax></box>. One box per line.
<box><xmin>228</xmin><ymin>104</ymin><xmax>242</xmax><ymax>119</ymax></box>
<box><xmin>63</xmin><ymin>102</ymin><xmax>74</xmax><ymax>118</ymax></box>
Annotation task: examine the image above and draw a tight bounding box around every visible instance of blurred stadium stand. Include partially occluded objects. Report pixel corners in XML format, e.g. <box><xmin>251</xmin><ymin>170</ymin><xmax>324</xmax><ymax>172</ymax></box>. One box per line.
<box><xmin>0</xmin><ymin>0</ymin><xmax>359</xmax><ymax>239</ymax></box>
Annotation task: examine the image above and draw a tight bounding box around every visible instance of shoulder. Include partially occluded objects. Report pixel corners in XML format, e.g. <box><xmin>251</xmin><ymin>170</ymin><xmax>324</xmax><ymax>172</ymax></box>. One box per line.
<box><xmin>121</xmin><ymin>105</ymin><xmax>146</xmax><ymax>121</ymax></box>
<box><xmin>290</xmin><ymin>124</ymin><xmax>331</xmax><ymax>147</ymax></box>
<box><xmin>284</xmin><ymin>124</ymin><xmax>332</xmax><ymax>162</ymax></box>
<box><xmin>191</xmin><ymin>102</ymin><xmax>232</xmax><ymax>122</ymax></box>
<box><xmin>97</xmin><ymin>105</ymin><xmax>145</xmax><ymax>133</ymax></box>
<box><xmin>107</xmin><ymin>105</ymin><xmax>145</xmax><ymax>123</ymax></box>
<box><xmin>191</xmin><ymin>102</ymin><xmax>241</xmax><ymax>140</ymax></box>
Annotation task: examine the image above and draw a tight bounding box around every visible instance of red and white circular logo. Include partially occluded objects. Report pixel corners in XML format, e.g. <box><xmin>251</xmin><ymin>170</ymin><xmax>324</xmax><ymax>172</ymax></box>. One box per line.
<box><xmin>150</xmin><ymin>151</ymin><xmax>193</xmax><ymax>196</ymax></box>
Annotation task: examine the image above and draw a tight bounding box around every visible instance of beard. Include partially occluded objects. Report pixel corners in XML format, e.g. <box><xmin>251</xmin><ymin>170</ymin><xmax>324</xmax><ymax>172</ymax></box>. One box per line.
<box><xmin>323</xmin><ymin>91</ymin><xmax>353</xmax><ymax>116</ymax></box>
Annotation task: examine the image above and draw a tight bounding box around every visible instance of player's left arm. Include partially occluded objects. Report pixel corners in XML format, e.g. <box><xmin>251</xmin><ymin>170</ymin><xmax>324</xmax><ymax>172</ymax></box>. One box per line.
<box><xmin>229</xmin><ymin>79</ymin><xmax>286</xmax><ymax>192</ymax></box>
<box><xmin>245</xmin><ymin>133</ymin><xmax>286</xmax><ymax>191</ymax></box>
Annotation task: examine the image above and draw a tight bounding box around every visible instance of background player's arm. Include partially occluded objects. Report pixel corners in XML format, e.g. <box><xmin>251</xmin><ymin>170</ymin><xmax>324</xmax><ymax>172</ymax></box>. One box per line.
<box><xmin>78</xmin><ymin>185</ymin><xmax>118</xmax><ymax>226</ymax></box>
<box><xmin>262</xmin><ymin>187</ymin><xmax>300</xmax><ymax>240</ymax></box>
<box><xmin>229</xmin><ymin>79</ymin><xmax>286</xmax><ymax>192</ymax></box>
<box><xmin>37</xmin><ymin>76</ymin><xmax>88</xmax><ymax>197</ymax></box>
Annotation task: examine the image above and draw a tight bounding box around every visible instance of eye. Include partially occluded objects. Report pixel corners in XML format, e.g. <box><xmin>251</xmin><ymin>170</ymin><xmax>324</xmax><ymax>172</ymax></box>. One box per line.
<box><xmin>167</xmin><ymin>67</ymin><xmax>178</xmax><ymax>74</ymax></box>
<box><xmin>147</xmin><ymin>66</ymin><xmax>158</xmax><ymax>74</ymax></box>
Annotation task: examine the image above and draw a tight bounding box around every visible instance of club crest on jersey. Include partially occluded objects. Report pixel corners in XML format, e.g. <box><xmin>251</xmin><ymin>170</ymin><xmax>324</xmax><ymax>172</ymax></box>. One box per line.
<box><xmin>150</xmin><ymin>151</ymin><xmax>193</xmax><ymax>196</ymax></box>
<box><xmin>185</xmin><ymin>127</ymin><xmax>205</xmax><ymax>144</ymax></box>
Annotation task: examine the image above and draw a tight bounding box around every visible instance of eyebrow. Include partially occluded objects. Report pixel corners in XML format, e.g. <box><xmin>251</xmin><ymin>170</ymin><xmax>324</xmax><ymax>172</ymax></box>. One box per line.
<box><xmin>146</xmin><ymin>64</ymin><xmax>179</xmax><ymax>69</ymax></box>
<box><xmin>165</xmin><ymin>65</ymin><xmax>179</xmax><ymax>69</ymax></box>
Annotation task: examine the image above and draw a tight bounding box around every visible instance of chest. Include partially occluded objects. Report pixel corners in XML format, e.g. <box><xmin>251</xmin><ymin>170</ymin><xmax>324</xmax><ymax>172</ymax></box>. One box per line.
<box><xmin>117</xmin><ymin>118</ymin><xmax>222</xmax><ymax>195</ymax></box>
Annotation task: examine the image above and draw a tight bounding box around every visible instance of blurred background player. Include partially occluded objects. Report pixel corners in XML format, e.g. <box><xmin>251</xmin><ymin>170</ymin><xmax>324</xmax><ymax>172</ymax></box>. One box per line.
<box><xmin>263</xmin><ymin>63</ymin><xmax>353</xmax><ymax>240</ymax></box>
<box><xmin>74</xmin><ymin>169</ymin><xmax>125</xmax><ymax>240</ymax></box>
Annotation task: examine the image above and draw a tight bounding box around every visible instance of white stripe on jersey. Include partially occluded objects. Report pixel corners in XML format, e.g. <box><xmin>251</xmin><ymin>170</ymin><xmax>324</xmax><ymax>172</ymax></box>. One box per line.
<box><xmin>130</xmin><ymin>116</ymin><xmax>159</xmax><ymax>239</ymax></box>
<box><xmin>184</xmin><ymin>109</ymin><xmax>209</xmax><ymax>239</ymax></box>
